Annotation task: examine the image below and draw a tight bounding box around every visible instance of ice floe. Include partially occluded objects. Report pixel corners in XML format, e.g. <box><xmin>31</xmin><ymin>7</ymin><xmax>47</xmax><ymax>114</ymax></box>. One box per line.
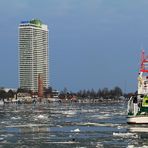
<box><xmin>113</xmin><ymin>132</ymin><xmax>138</xmax><ymax>138</ymax></box>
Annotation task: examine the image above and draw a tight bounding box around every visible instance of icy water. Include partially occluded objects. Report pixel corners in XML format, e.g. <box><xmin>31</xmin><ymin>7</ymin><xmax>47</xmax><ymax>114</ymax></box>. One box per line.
<box><xmin>0</xmin><ymin>101</ymin><xmax>147</xmax><ymax>148</ymax></box>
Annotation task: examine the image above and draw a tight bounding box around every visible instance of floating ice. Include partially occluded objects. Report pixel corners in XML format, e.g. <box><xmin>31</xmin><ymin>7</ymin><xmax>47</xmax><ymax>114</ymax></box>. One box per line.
<box><xmin>77</xmin><ymin>122</ymin><xmax>119</xmax><ymax>127</ymax></box>
<box><xmin>74</xmin><ymin>128</ymin><xmax>80</xmax><ymax>132</ymax></box>
<box><xmin>71</xmin><ymin>128</ymin><xmax>80</xmax><ymax>132</ymax></box>
<box><xmin>127</xmin><ymin>145</ymin><xmax>148</xmax><ymax>148</ymax></box>
<box><xmin>0</xmin><ymin>138</ymin><xmax>4</xmax><ymax>141</ymax></box>
<box><xmin>113</xmin><ymin>132</ymin><xmax>138</xmax><ymax>138</ymax></box>
<box><xmin>11</xmin><ymin>117</ymin><xmax>21</xmax><ymax>120</ymax></box>
<box><xmin>62</xmin><ymin>110</ymin><xmax>76</xmax><ymax>115</ymax></box>
<box><xmin>35</xmin><ymin>114</ymin><xmax>48</xmax><ymax>120</ymax></box>
<box><xmin>45</xmin><ymin>141</ymin><xmax>79</xmax><ymax>144</ymax></box>
<box><xmin>117</xmin><ymin>125</ymin><xmax>123</xmax><ymax>129</ymax></box>
<box><xmin>91</xmin><ymin>114</ymin><xmax>110</xmax><ymax>119</ymax></box>
<box><xmin>37</xmin><ymin>115</ymin><xmax>45</xmax><ymax>118</ymax></box>
<box><xmin>96</xmin><ymin>142</ymin><xmax>104</xmax><ymax>148</ymax></box>
<box><xmin>129</xmin><ymin>127</ymin><xmax>148</xmax><ymax>133</ymax></box>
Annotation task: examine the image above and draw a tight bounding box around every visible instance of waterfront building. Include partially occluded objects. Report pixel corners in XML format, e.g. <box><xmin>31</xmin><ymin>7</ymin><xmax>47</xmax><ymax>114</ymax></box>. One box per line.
<box><xmin>19</xmin><ymin>19</ymin><xmax>49</xmax><ymax>93</ymax></box>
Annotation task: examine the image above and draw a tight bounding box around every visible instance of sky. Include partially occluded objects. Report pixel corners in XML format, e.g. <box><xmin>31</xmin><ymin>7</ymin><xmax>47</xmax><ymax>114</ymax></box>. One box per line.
<box><xmin>0</xmin><ymin>0</ymin><xmax>148</xmax><ymax>93</ymax></box>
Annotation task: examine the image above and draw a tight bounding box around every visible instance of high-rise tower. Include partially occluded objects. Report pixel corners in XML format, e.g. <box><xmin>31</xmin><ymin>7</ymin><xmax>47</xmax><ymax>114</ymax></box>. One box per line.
<box><xmin>19</xmin><ymin>19</ymin><xmax>49</xmax><ymax>92</ymax></box>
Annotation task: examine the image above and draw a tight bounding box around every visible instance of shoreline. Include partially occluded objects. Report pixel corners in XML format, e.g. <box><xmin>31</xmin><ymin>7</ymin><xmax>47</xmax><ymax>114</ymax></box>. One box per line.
<box><xmin>0</xmin><ymin>98</ymin><xmax>127</xmax><ymax>105</ymax></box>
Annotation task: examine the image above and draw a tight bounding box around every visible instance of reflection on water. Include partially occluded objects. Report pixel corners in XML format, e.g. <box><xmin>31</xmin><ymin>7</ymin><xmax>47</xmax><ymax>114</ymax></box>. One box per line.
<box><xmin>0</xmin><ymin>102</ymin><xmax>147</xmax><ymax>147</ymax></box>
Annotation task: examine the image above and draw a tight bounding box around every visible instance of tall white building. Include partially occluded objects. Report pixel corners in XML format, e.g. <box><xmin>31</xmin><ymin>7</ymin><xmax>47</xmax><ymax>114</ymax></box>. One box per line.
<box><xmin>19</xmin><ymin>19</ymin><xmax>49</xmax><ymax>92</ymax></box>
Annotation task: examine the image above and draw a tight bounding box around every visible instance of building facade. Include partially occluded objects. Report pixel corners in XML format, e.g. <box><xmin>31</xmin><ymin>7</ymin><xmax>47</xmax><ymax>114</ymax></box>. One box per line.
<box><xmin>19</xmin><ymin>19</ymin><xmax>49</xmax><ymax>92</ymax></box>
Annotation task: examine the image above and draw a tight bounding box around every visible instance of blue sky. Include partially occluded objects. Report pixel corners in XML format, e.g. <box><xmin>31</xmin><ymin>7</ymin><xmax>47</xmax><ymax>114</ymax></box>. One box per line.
<box><xmin>0</xmin><ymin>0</ymin><xmax>148</xmax><ymax>92</ymax></box>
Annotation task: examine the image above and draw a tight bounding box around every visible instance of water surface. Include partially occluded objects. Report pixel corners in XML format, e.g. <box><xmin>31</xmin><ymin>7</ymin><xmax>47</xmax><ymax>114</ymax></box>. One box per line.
<box><xmin>0</xmin><ymin>101</ymin><xmax>147</xmax><ymax>147</ymax></box>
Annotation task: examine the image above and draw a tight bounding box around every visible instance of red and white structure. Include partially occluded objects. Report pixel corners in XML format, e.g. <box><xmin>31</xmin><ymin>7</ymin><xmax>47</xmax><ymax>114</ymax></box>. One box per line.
<box><xmin>138</xmin><ymin>49</ymin><xmax>148</xmax><ymax>95</ymax></box>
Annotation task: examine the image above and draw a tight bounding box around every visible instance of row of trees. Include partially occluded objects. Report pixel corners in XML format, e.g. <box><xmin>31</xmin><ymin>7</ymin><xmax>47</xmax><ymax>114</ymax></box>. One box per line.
<box><xmin>0</xmin><ymin>89</ymin><xmax>14</xmax><ymax>99</ymax></box>
<box><xmin>76</xmin><ymin>87</ymin><xmax>123</xmax><ymax>99</ymax></box>
<box><xmin>0</xmin><ymin>86</ymin><xmax>127</xmax><ymax>100</ymax></box>
<box><xmin>59</xmin><ymin>86</ymin><xmax>125</xmax><ymax>99</ymax></box>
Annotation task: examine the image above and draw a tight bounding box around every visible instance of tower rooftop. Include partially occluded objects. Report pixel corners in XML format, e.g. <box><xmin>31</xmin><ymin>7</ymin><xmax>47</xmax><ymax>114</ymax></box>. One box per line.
<box><xmin>20</xmin><ymin>19</ymin><xmax>45</xmax><ymax>28</ymax></box>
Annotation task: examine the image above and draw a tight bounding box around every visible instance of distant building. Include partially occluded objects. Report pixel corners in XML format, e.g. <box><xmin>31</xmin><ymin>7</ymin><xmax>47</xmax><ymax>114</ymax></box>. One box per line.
<box><xmin>18</xmin><ymin>19</ymin><xmax>49</xmax><ymax>93</ymax></box>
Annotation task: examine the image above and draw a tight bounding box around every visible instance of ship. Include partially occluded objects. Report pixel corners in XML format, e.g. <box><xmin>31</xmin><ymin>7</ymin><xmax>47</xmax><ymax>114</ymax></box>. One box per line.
<box><xmin>127</xmin><ymin>49</ymin><xmax>148</xmax><ymax>124</ymax></box>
